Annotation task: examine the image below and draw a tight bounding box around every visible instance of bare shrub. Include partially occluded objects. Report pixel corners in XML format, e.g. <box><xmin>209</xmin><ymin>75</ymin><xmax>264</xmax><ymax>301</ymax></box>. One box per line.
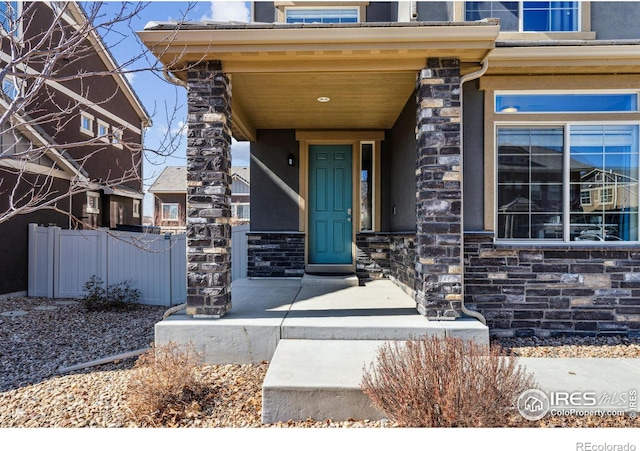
<box><xmin>361</xmin><ymin>335</ymin><xmax>537</xmax><ymax>427</ymax></box>
<box><xmin>126</xmin><ymin>342</ymin><xmax>216</xmax><ymax>427</ymax></box>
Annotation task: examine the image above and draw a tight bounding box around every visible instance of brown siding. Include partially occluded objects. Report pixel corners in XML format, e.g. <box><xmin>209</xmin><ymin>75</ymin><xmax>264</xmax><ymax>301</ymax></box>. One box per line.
<box><xmin>153</xmin><ymin>193</ymin><xmax>186</xmax><ymax>226</ymax></box>
<box><xmin>19</xmin><ymin>3</ymin><xmax>144</xmax><ymax>191</ymax></box>
<box><xmin>0</xmin><ymin>170</ymin><xmax>71</xmax><ymax>294</ymax></box>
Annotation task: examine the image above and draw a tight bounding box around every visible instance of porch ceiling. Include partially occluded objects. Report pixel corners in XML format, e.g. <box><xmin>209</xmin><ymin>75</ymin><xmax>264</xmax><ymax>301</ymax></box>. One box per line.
<box><xmin>137</xmin><ymin>22</ymin><xmax>500</xmax><ymax>141</ymax></box>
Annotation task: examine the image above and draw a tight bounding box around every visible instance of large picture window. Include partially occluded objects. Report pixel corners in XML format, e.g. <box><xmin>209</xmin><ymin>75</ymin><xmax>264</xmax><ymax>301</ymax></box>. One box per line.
<box><xmin>466</xmin><ymin>2</ymin><xmax>579</xmax><ymax>32</ymax></box>
<box><xmin>497</xmin><ymin>124</ymin><xmax>639</xmax><ymax>242</ymax></box>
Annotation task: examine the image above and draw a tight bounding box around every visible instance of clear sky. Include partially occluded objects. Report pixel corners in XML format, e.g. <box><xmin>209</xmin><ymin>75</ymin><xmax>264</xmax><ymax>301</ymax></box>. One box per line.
<box><xmin>97</xmin><ymin>1</ymin><xmax>252</xmax><ymax>218</ymax></box>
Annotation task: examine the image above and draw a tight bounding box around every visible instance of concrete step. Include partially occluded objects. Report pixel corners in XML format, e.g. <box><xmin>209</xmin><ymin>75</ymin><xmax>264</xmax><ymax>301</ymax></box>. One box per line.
<box><xmin>284</xmin><ymin>282</ymin><xmax>490</xmax><ymax>342</ymax></box>
<box><xmin>301</xmin><ymin>273</ymin><xmax>359</xmax><ymax>288</ymax></box>
<box><xmin>262</xmin><ymin>339</ymin><xmax>388</xmax><ymax>423</ymax></box>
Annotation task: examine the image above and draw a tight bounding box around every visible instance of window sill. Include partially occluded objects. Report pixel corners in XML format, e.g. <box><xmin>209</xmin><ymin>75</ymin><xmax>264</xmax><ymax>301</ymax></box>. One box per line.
<box><xmin>497</xmin><ymin>31</ymin><xmax>596</xmax><ymax>42</ymax></box>
<box><xmin>495</xmin><ymin>240</ymin><xmax>640</xmax><ymax>250</ymax></box>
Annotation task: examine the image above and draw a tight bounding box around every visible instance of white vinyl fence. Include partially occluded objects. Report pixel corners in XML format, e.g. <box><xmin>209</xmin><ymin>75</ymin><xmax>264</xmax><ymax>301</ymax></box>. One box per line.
<box><xmin>231</xmin><ymin>224</ymin><xmax>249</xmax><ymax>279</ymax></box>
<box><xmin>28</xmin><ymin>224</ymin><xmax>186</xmax><ymax>306</ymax></box>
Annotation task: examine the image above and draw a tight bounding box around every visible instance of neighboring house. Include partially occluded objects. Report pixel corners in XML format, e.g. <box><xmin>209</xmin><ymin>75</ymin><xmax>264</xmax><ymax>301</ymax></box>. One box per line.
<box><xmin>149</xmin><ymin>165</ymin><xmax>250</xmax><ymax>232</ymax></box>
<box><xmin>0</xmin><ymin>2</ymin><xmax>151</xmax><ymax>296</ymax></box>
<box><xmin>139</xmin><ymin>1</ymin><xmax>640</xmax><ymax>337</ymax></box>
<box><xmin>148</xmin><ymin>166</ymin><xmax>187</xmax><ymax>234</ymax></box>
<box><xmin>231</xmin><ymin>166</ymin><xmax>250</xmax><ymax>225</ymax></box>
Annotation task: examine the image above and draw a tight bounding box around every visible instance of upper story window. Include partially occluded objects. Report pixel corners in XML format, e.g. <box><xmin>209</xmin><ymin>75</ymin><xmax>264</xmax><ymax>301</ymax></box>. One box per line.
<box><xmin>97</xmin><ymin>119</ymin><xmax>110</xmax><ymax>143</ymax></box>
<box><xmin>112</xmin><ymin>128</ymin><xmax>123</xmax><ymax>148</ymax></box>
<box><xmin>285</xmin><ymin>7</ymin><xmax>359</xmax><ymax>24</ymax></box>
<box><xmin>80</xmin><ymin>112</ymin><xmax>94</xmax><ymax>136</ymax></box>
<box><xmin>465</xmin><ymin>2</ymin><xmax>579</xmax><ymax>32</ymax></box>
<box><xmin>0</xmin><ymin>1</ymin><xmax>20</xmax><ymax>36</ymax></box>
<box><xmin>2</xmin><ymin>77</ymin><xmax>19</xmax><ymax>100</ymax></box>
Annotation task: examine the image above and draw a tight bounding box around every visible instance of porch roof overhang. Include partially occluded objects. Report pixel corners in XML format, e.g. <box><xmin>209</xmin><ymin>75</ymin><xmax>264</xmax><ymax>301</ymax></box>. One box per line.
<box><xmin>488</xmin><ymin>40</ymin><xmax>640</xmax><ymax>75</ymax></box>
<box><xmin>137</xmin><ymin>21</ymin><xmax>500</xmax><ymax>142</ymax></box>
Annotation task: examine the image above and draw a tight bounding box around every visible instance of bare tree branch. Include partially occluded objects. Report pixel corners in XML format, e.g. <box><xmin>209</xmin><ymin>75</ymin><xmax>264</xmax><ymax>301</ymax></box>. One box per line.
<box><xmin>0</xmin><ymin>1</ymin><xmax>198</xmax><ymax>227</ymax></box>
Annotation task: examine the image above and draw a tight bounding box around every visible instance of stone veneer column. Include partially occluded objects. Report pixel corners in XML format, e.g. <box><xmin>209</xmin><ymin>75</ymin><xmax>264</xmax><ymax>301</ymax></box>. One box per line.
<box><xmin>186</xmin><ymin>61</ymin><xmax>232</xmax><ymax>317</ymax></box>
<box><xmin>414</xmin><ymin>58</ymin><xmax>463</xmax><ymax>319</ymax></box>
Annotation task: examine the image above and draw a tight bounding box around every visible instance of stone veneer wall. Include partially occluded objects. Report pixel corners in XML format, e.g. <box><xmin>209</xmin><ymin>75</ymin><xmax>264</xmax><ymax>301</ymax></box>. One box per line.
<box><xmin>389</xmin><ymin>234</ymin><xmax>416</xmax><ymax>296</ymax></box>
<box><xmin>464</xmin><ymin>232</ymin><xmax>640</xmax><ymax>338</ymax></box>
<box><xmin>356</xmin><ymin>233</ymin><xmax>390</xmax><ymax>279</ymax></box>
<box><xmin>247</xmin><ymin>232</ymin><xmax>305</xmax><ymax>278</ymax></box>
<box><xmin>356</xmin><ymin>232</ymin><xmax>416</xmax><ymax>294</ymax></box>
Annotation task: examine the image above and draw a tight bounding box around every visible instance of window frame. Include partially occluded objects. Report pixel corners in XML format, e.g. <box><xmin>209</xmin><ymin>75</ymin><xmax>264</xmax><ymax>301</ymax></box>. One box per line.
<box><xmin>494</xmin><ymin>120</ymin><xmax>640</xmax><ymax>244</ymax></box>
<box><xmin>86</xmin><ymin>192</ymin><xmax>100</xmax><ymax>214</ymax></box>
<box><xmin>80</xmin><ymin>112</ymin><xmax>94</xmax><ymax>137</ymax></box>
<box><xmin>278</xmin><ymin>2</ymin><xmax>366</xmax><ymax>24</ymax></box>
<box><xmin>96</xmin><ymin>119</ymin><xmax>110</xmax><ymax>143</ymax></box>
<box><xmin>2</xmin><ymin>75</ymin><xmax>20</xmax><ymax>100</ymax></box>
<box><xmin>133</xmin><ymin>199</ymin><xmax>140</xmax><ymax>218</ymax></box>
<box><xmin>359</xmin><ymin>141</ymin><xmax>377</xmax><ymax>232</ymax></box>
<box><xmin>284</xmin><ymin>6</ymin><xmax>360</xmax><ymax>24</ymax></box>
<box><xmin>112</xmin><ymin>128</ymin><xmax>123</xmax><ymax>149</ymax></box>
<box><xmin>161</xmin><ymin>203</ymin><xmax>180</xmax><ymax>222</ymax></box>
<box><xmin>232</xmin><ymin>202</ymin><xmax>250</xmax><ymax>220</ymax></box>
<box><xmin>464</xmin><ymin>1</ymin><xmax>582</xmax><ymax>33</ymax></box>
<box><xmin>495</xmin><ymin>91</ymin><xmax>640</xmax><ymax>115</ymax></box>
<box><xmin>0</xmin><ymin>1</ymin><xmax>22</xmax><ymax>37</ymax></box>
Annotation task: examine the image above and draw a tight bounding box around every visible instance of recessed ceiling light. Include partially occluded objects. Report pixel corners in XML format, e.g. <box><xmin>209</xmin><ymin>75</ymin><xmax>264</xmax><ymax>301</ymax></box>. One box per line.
<box><xmin>317</xmin><ymin>96</ymin><xmax>331</xmax><ymax>103</ymax></box>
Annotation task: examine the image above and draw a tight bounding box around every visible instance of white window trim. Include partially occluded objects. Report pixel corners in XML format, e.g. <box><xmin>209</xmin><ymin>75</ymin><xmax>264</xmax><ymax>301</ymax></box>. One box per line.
<box><xmin>278</xmin><ymin>3</ymin><xmax>366</xmax><ymax>23</ymax></box>
<box><xmin>80</xmin><ymin>112</ymin><xmax>94</xmax><ymax>137</ymax></box>
<box><xmin>86</xmin><ymin>192</ymin><xmax>100</xmax><ymax>214</ymax></box>
<box><xmin>96</xmin><ymin>119</ymin><xmax>110</xmax><ymax>143</ymax></box>
<box><xmin>112</xmin><ymin>128</ymin><xmax>123</xmax><ymax>149</ymax></box>
<box><xmin>133</xmin><ymin>199</ymin><xmax>140</xmax><ymax>218</ymax></box>
<box><xmin>161</xmin><ymin>203</ymin><xmax>180</xmax><ymax>222</ymax></box>
<box><xmin>494</xmin><ymin>119</ymin><xmax>640</xmax><ymax>244</ymax></box>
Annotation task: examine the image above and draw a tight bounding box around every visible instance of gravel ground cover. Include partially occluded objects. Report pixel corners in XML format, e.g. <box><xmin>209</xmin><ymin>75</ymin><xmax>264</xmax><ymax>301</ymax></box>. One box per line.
<box><xmin>1</xmin><ymin>296</ymin><xmax>639</xmax><ymax>428</ymax></box>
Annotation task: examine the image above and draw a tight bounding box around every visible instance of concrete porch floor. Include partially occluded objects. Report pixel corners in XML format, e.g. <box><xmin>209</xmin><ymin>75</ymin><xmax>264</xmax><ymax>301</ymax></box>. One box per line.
<box><xmin>156</xmin><ymin>276</ymin><xmax>489</xmax><ymax>423</ymax></box>
<box><xmin>155</xmin><ymin>277</ymin><xmax>489</xmax><ymax>364</ymax></box>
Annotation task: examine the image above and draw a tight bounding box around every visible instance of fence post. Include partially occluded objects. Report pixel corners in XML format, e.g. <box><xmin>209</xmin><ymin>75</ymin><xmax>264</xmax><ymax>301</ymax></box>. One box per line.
<box><xmin>99</xmin><ymin>228</ymin><xmax>109</xmax><ymax>287</ymax></box>
<box><xmin>51</xmin><ymin>226</ymin><xmax>61</xmax><ymax>298</ymax></box>
<box><xmin>27</xmin><ymin>224</ymin><xmax>38</xmax><ymax>296</ymax></box>
<box><xmin>169</xmin><ymin>233</ymin><xmax>173</xmax><ymax>306</ymax></box>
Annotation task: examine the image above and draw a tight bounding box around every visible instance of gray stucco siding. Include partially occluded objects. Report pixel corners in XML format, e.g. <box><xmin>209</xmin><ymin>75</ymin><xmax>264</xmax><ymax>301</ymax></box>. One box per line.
<box><xmin>416</xmin><ymin>1</ymin><xmax>453</xmax><ymax>21</ymax></box>
<box><xmin>387</xmin><ymin>92</ymin><xmax>418</xmax><ymax>232</ymax></box>
<box><xmin>462</xmin><ymin>79</ymin><xmax>484</xmax><ymax>231</ymax></box>
<box><xmin>250</xmin><ymin>129</ymin><xmax>299</xmax><ymax>231</ymax></box>
<box><xmin>591</xmin><ymin>2</ymin><xmax>640</xmax><ymax>40</ymax></box>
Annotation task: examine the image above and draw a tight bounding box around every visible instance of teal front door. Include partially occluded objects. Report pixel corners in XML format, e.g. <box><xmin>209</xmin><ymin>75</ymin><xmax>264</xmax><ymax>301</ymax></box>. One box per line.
<box><xmin>308</xmin><ymin>145</ymin><xmax>353</xmax><ymax>265</ymax></box>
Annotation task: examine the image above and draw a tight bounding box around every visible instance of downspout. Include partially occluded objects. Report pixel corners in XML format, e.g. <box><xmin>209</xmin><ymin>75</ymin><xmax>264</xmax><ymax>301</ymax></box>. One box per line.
<box><xmin>458</xmin><ymin>53</ymin><xmax>492</xmax><ymax>325</ymax></box>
